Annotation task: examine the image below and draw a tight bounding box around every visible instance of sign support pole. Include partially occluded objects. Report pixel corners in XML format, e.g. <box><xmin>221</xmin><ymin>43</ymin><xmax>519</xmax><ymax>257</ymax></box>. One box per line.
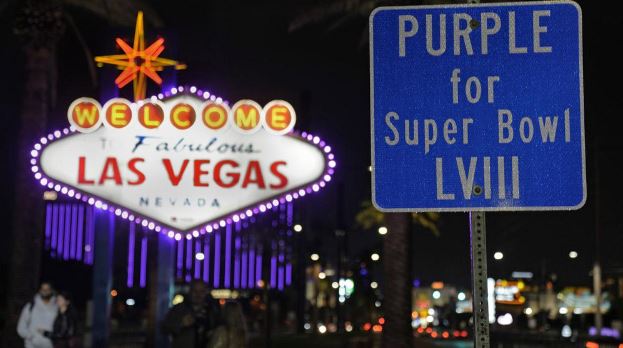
<box><xmin>91</xmin><ymin>209</ymin><xmax>115</xmax><ymax>348</ymax></box>
<box><xmin>470</xmin><ymin>211</ymin><xmax>490</xmax><ymax>348</ymax></box>
<box><xmin>467</xmin><ymin>0</ymin><xmax>489</xmax><ymax>344</ymax></box>
<box><xmin>153</xmin><ymin>234</ymin><xmax>175</xmax><ymax>348</ymax></box>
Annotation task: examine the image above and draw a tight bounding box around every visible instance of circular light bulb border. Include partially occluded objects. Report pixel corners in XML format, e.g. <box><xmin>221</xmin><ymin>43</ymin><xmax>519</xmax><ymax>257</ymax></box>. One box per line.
<box><xmin>30</xmin><ymin>86</ymin><xmax>336</xmax><ymax>240</ymax></box>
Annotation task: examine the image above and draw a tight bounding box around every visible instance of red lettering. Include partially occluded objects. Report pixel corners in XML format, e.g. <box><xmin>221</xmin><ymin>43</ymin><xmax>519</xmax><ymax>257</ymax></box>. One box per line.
<box><xmin>77</xmin><ymin>157</ymin><xmax>95</xmax><ymax>185</ymax></box>
<box><xmin>269</xmin><ymin>161</ymin><xmax>288</xmax><ymax>189</ymax></box>
<box><xmin>214</xmin><ymin>160</ymin><xmax>240</xmax><ymax>188</ymax></box>
<box><xmin>194</xmin><ymin>160</ymin><xmax>211</xmax><ymax>187</ymax></box>
<box><xmin>98</xmin><ymin>157</ymin><xmax>122</xmax><ymax>185</ymax></box>
<box><xmin>242</xmin><ymin>160</ymin><xmax>266</xmax><ymax>189</ymax></box>
<box><xmin>162</xmin><ymin>159</ymin><xmax>189</xmax><ymax>186</ymax></box>
<box><xmin>127</xmin><ymin>158</ymin><xmax>145</xmax><ymax>185</ymax></box>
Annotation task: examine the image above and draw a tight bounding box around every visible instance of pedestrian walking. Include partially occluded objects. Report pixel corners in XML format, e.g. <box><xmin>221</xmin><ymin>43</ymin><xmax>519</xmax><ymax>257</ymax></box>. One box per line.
<box><xmin>17</xmin><ymin>282</ymin><xmax>58</xmax><ymax>348</ymax></box>
<box><xmin>41</xmin><ymin>292</ymin><xmax>81</xmax><ymax>348</ymax></box>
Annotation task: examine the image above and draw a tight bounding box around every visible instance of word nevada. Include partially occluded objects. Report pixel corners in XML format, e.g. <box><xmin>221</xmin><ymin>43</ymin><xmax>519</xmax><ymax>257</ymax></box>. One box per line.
<box><xmin>68</xmin><ymin>97</ymin><xmax>296</xmax><ymax>135</ymax></box>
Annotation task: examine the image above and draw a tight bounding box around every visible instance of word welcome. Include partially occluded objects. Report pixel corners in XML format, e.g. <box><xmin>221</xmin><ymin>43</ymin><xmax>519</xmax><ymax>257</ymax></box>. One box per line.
<box><xmin>68</xmin><ymin>98</ymin><xmax>296</xmax><ymax>135</ymax></box>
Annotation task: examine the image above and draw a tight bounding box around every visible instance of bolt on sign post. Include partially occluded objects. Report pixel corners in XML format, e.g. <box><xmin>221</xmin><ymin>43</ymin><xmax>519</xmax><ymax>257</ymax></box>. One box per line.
<box><xmin>370</xmin><ymin>2</ymin><xmax>584</xmax><ymax>346</ymax></box>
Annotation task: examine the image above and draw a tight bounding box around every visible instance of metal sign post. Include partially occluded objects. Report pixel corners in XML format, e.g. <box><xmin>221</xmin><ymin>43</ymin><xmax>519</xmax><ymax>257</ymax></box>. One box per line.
<box><xmin>470</xmin><ymin>212</ymin><xmax>489</xmax><ymax>347</ymax></box>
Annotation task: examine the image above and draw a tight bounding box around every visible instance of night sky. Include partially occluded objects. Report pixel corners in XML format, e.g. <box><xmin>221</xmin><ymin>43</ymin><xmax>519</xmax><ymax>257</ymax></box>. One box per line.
<box><xmin>1</xmin><ymin>0</ymin><xmax>621</xmax><ymax>292</ymax></box>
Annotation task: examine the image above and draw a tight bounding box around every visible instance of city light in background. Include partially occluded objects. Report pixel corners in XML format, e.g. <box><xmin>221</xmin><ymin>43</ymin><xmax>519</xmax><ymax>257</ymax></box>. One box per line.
<box><xmin>0</xmin><ymin>2</ymin><xmax>621</xmax><ymax>348</ymax></box>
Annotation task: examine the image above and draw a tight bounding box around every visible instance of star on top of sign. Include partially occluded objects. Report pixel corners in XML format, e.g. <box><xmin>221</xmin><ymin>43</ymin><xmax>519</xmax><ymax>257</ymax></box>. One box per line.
<box><xmin>94</xmin><ymin>11</ymin><xmax>186</xmax><ymax>101</ymax></box>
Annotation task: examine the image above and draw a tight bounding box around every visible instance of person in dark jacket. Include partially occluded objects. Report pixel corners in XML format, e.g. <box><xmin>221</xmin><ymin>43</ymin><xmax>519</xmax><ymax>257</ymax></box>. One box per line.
<box><xmin>162</xmin><ymin>281</ymin><xmax>221</xmax><ymax>348</ymax></box>
<box><xmin>41</xmin><ymin>292</ymin><xmax>81</xmax><ymax>348</ymax></box>
<box><xmin>208</xmin><ymin>301</ymin><xmax>247</xmax><ymax>348</ymax></box>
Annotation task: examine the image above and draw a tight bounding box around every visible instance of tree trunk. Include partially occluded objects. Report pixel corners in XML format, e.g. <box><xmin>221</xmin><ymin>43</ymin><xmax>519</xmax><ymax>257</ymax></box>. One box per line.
<box><xmin>2</xmin><ymin>44</ymin><xmax>53</xmax><ymax>347</ymax></box>
<box><xmin>382</xmin><ymin>213</ymin><xmax>412</xmax><ymax>348</ymax></box>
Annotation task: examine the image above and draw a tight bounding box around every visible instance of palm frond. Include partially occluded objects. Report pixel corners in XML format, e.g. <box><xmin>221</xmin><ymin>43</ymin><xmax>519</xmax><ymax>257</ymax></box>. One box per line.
<box><xmin>355</xmin><ymin>200</ymin><xmax>385</xmax><ymax>229</ymax></box>
<box><xmin>289</xmin><ymin>0</ymin><xmax>378</xmax><ymax>32</ymax></box>
<box><xmin>63</xmin><ymin>0</ymin><xmax>162</xmax><ymax>27</ymax></box>
<box><xmin>355</xmin><ymin>200</ymin><xmax>441</xmax><ymax>236</ymax></box>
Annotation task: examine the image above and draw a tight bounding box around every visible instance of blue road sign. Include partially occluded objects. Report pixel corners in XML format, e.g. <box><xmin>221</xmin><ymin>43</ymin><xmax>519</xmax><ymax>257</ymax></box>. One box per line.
<box><xmin>370</xmin><ymin>2</ymin><xmax>585</xmax><ymax>211</ymax></box>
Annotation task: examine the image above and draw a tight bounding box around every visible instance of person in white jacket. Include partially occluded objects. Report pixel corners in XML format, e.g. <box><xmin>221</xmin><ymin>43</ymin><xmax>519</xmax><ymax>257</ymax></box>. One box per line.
<box><xmin>17</xmin><ymin>282</ymin><xmax>58</xmax><ymax>348</ymax></box>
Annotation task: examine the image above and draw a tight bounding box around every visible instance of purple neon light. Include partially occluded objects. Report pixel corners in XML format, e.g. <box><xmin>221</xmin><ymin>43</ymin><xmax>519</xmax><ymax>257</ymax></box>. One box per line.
<box><xmin>45</xmin><ymin>205</ymin><xmax>52</xmax><ymax>249</ymax></box>
<box><xmin>127</xmin><ymin>223</ymin><xmax>136</xmax><ymax>287</ymax></box>
<box><xmin>234</xmin><ymin>236</ymin><xmax>241</xmax><ymax>289</ymax></box>
<box><xmin>249</xmin><ymin>248</ymin><xmax>255</xmax><ymax>289</ymax></box>
<box><xmin>63</xmin><ymin>205</ymin><xmax>71</xmax><ymax>260</ymax></box>
<box><xmin>176</xmin><ymin>239</ymin><xmax>183</xmax><ymax>279</ymax></box>
<box><xmin>77</xmin><ymin>205</ymin><xmax>84</xmax><ymax>261</ymax></box>
<box><xmin>85</xmin><ymin>206</ymin><xmax>94</xmax><ymax>264</ymax></box>
<box><xmin>270</xmin><ymin>255</ymin><xmax>277</xmax><ymax>289</ymax></box>
<box><xmin>256</xmin><ymin>254</ymin><xmax>262</xmax><ymax>286</ymax></box>
<box><xmin>140</xmin><ymin>235</ymin><xmax>148</xmax><ymax>287</ymax></box>
<box><xmin>286</xmin><ymin>263</ymin><xmax>292</xmax><ymax>286</ymax></box>
<box><xmin>194</xmin><ymin>240</ymin><xmax>201</xmax><ymax>279</ymax></box>
<box><xmin>224</xmin><ymin>224</ymin><xmax>232</xmax><ymax>288</ymax></box>
<box><xmin>70</xmin><ymin>205</ymin><xmax>78</xmax><ymax>259</ymax></box>
<box><xmin>58</xmin><ymin>204</ymin><xmax>65</xmax><ymax>257</ymax></box>
<box><xmin>241</xmin><ymin>248</ymin><xmax>248</xmax><ymax>289</ymax></box>
<box><xmin>30</xmin><ymin>86</ymin><xmax>336</xmax><ymax>240</ymax></box>
<box><xmin>214</xmin><ymin>232</ymin><xmax>221</xmax><ymax>287</ymax></box>
<box><xmin>203</xmin><ymin>235</ymin><xmax>210</xmax><ymax>283</ymax></box>
<box><xmin>51</xmin><ymin>205</ymin><xmax>58</xmax><ymax>250</ymax></box>
<box><xmin>278</xmin><ymin>244</ymin><xmax>285</xmax><ymax>290</ymax></box>
<box><xmin>185</xmin><ymin>238</ymin><xmax>192</xmax><ymax>282</ymax></box>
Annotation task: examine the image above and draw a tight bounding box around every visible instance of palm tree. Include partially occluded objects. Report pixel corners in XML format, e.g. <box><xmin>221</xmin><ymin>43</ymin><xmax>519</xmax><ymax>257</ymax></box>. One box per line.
<box><xmin>289</xmin><ymin>1</ymin><xmax>454</xmax><ymax>345</ymax></box>
<box><xmin>1</xmin><ymin>1</ymin><xmax>159</xmax><ymax>345</ymax></box>
<box><xmin>357</xmin><ymin>202</ymin><xmax>439</xmax><ymax>348</ymax></box>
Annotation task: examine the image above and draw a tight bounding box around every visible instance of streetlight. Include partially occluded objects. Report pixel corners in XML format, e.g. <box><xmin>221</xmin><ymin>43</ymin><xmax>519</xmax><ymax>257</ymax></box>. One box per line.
<box><xmin>378</xmin><ymin>226</ymin><xmax>388</xmax><ymax>235</ymax></box>
<box><xmin>371</xmin><ymin>253</ymin><xmax>380</xmax><ymax>261</ymax></box>
<box><xmin>569</xmin><ymin>251</ymin><xmax>578</xmax><ymax>259</ymax></box>
<box><xmin>311</xmin><ymin>253</ymin><xmax>320</xmax><ymax>261</ymax></box>
<box><xmin>318</xmin><ymin>272</ymin><xmax>326</xmax><ymax>279</ymax></box>
<box><xmin>294</xmin><ymin>224</ymin><xmax>303</xmax><ymax>232</ymax></box>
<box><xmin>493</xmin><ymin>251</ymin><xmax>504</xmax><ymax>260</ymax></box>
<box><xmin>371</xmin><ymin>281</ymin><xmax>378</xmax><ymax>289</ymax></box>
